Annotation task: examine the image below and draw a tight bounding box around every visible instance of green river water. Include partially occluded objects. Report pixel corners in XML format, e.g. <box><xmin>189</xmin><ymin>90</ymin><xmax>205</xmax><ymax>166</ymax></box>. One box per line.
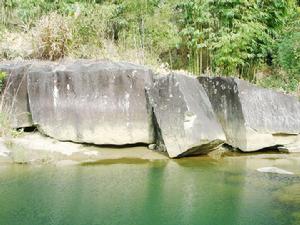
<box><xmin>0</xmin><ymin>156</ymin><xmax>299</xmax><ymax>225</ymax></box>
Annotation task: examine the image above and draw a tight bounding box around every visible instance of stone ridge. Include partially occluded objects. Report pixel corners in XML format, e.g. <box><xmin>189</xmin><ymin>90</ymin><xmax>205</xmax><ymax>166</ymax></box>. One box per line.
<box><xmin>1</xmin><ymin>60</ymin><xmax>300</xmax><ymax>158</ymax></box>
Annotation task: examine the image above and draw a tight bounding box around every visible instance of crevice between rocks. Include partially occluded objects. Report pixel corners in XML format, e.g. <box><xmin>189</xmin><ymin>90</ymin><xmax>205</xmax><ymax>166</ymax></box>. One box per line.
<box><xmin>145</xmin><ymin>86</ymin><xmax>166</xmax><ymax>153</ymax></box>
<box><xmin>177</xmin><ymin>140</ymin><xmax>225</xmax><ymax>158</ymax></box>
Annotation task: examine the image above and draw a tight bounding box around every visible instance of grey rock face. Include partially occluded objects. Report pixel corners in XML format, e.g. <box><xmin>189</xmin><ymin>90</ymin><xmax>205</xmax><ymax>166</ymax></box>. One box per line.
<box><xmin>199</xmin><ymin>77</ymin><xmax>300</xmax><ymax>152</ymax></box>
<box><xmin>0</xmin><ymin>61</ymin><xmax>33</xmax><ymax>128</ymax></box>
<box><xmin>147</xmin><ymin>73</ymin><xmax>225</xmax><ymax>158</ymax></box>
<box><xmin>27</xmin><ymin>60</ymin><xmax>154</xmax><ymax>145</ymax></box>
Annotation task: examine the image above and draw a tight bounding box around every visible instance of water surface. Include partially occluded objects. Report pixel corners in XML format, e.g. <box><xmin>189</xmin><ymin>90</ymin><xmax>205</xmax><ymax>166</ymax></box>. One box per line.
<box><xmin>0</xmin><ymin>156</ymin><xmax>299</xmax><ymax>225</ymax></box>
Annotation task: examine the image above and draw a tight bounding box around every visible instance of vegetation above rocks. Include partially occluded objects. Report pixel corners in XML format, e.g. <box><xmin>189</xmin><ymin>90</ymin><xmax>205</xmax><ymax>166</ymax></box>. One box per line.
<box><xmin>0</xmin><ymin>71</ymin><xmax>6</xmax><ymax>92</ymax></box>
<box><xmin>0</xmin><ymin>0</ymin><xmax>299</xmax><ymax>94</ymax></box>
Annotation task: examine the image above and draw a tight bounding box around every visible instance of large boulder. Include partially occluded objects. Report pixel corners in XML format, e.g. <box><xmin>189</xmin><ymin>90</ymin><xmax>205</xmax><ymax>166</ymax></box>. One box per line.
<box><xmin>0</xmin><ymin>61</ymin><xmax>33</xmax><ymax>128</ymax></box>
<box><xmin>147</xmin><ymin>73</ymin><xmax>226</xmax><ymax>158</ymax></box>
<box><xmin>27</xmin><ymin>60</ymin><xmax>154</xmax><ymax>145</ymax></box>
<box><xmin>199</xmin><ymin>77</ymin><xmax>300</xmax><ymax>152</ymax></box>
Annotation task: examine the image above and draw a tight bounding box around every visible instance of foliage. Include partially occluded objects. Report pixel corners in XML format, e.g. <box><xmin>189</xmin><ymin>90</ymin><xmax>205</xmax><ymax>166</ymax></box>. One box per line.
<box><xmin>68</xmin><ymin>3</ymin><xmax>118</xmax><ymax>58</ymax></box>
<box><xmin>115</xmin><ymin>0</ymin><xmax>179</xmax><ymax>65</ymax></box>
<box><xmin>278</xmin><ymin>32</ymin><xmax>300</xmax><ymax>83</ymax></box>
<box><xmin>277</xmin><ymin>17</ymin><xmax>300</xmax><ymax>84</ymax></box>
<box><xmin>177</xmin><ymin>0</ymin><xmax>293</xmax><ymax>79</ymax></box>
<box><xmin>0</xmin><ymin>71</ymin><xmax>7</xmax><ymax>92</ymax></box>
<box><xmin>0</xmin><ymin>0</ymin><xmax>299</xmax><ymax>93</ymax></box>
<box><xmin>258</xmin><ymin>72</ymin><xmax>299</xmax><ymax>94</ymax></box>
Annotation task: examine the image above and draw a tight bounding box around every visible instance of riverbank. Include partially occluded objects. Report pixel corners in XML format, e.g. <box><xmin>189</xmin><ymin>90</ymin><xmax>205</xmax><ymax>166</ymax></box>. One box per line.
<box><xmin>1</xmin><ymin>132</ymin><xmax>300</xmax><ymax>171</ymax></box>
<box><xmin>0</xmin><ymin>132</ymin><xmax>168</xmax><ymax>165</ymax></box>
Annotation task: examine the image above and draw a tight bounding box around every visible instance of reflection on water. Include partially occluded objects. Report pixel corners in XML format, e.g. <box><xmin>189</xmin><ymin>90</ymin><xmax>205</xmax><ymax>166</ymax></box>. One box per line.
<box><xmin>0</xmin><ymin>156</ymin><xmax>299</xmax><ymax>225</ymax></box>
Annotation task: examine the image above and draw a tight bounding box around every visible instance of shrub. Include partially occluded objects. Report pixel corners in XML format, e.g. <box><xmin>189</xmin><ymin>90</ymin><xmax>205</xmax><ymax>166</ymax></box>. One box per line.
<box><xmin>278</xmin><ymin>31</ymin><xmax>300</xmax><ymax>82</ymax></box>
<box><xmin>68</xmin><ymin>3</ymin><xmax>118</xmax><ymax>59</ymax></box>
<box><xmin>258</xmin><ymin>72</ymin><xmax>299</xmax><ymax>94</ymax></box>
<box><xmin>0</xmin><ymin>71</ymin><xmax>7</xmax><ymax>93</ymax></box>
<box><xmin>0</xmin><ymin>30</ymin><xmax>33</xmax><ymax>60</ymax></box>
<box><xmin>32</xmin><ymin>12</ymin><xmax>72</xmax><ymax>60</ymax></box>
<box><xmin>0</xmin><ymin>71</ymin><xmax>23</xmax><ymax>137</ymax></box>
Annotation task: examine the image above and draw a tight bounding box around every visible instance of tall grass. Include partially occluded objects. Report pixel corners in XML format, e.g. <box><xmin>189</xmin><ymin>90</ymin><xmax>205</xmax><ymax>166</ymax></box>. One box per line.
<box><xmin>32</xmin><ymin>12</ymin><xmax>71</xmax><ymax>61</ymax></box>
<box><xmin>0</xmin><ymin>71</ymin><xmax>23</xmax><ymax>137</ymax></box>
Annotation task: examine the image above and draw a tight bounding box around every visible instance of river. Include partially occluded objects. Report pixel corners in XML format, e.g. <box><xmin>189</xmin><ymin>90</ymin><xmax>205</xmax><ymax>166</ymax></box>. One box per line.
<box><xmin>0</xmin><ymin>155</ymin><xmax>299</xmax><ymax>225</ymax></box>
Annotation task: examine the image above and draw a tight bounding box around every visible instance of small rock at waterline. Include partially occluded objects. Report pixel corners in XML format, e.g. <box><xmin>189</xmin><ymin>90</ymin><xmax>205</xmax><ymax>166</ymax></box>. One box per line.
<box><xmin>0</xmin><ymin>141</ymin><xmax>10</xmax><ymax>157</ymax></box>
<box><xmin>148</xmin><ymin>144</ymin><xmax>156</xmax><ymax>150</ymax></box>
<box><xmin>256</xmin><ymin>167</ymin><xmax>294</xmax><ymax>175</ymax></box>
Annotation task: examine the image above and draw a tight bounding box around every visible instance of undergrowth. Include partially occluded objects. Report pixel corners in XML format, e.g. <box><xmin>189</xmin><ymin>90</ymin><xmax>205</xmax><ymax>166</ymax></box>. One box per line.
<box><xmin>0</xmin><ymin>72</ymin><xmax>23</xmax><ymax>138</ymax></box>
<box><xmin>0</xmin><ymin>0</ymin><xmax>299</xmax><ymax>95</ymax></box>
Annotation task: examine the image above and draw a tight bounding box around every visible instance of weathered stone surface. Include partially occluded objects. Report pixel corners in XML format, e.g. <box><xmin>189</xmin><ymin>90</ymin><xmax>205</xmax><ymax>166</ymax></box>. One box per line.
<box><xmin>147</xmin><ymin>73</ymin><xmax>226</xmax><ymax>158</ymax></box>
<box><xmin>199</xmin><ymin>77</ymin><xmax>300</xmax><ymax>152</ymax></box>
<box><xmin>27</xmin><ymin>60</ymin><xmax>154</xmax><ymax>145</ymax></box>
<box><xmin>0</xmin><ymin>61</ymin><xmax>33</xmax><ymax>128</ymax></box>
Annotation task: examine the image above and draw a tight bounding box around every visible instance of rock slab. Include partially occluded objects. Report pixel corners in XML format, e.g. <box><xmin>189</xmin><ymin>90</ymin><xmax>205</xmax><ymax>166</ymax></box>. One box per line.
<box><xmin>199</xmin><ymin>77</ymin><xmax>300</xmax><ymax>152</ymax></box>
<box><xmin>27</xmin><ymin>60</ymin><xmax>154</xmax><ymax>145</ymax></box>
<box><xmin>147</xmin><ymin>73</ymin><xmax>225</xmax><ymax>158</ymax></box>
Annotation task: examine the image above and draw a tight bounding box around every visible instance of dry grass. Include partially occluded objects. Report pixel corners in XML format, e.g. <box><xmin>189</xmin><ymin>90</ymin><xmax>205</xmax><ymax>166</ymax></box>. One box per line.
<box><xmin>0</xmin><ymin>72</ymin><xmax>23</xmax><ymax>137</ymax></box>
<box><xmin>0</xmin><ymin>31</ymin><xmax>33</xmax><ymax>60</ymax></box>
<box><xmin>0</xmin><ymin>12</ymin><xmax>166</xmax><ymax>72</ymax></box>
<box><xmin>32</xmin><ymin>12</ymin><xmax>71</xmax><ymax>61</ymax></box>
